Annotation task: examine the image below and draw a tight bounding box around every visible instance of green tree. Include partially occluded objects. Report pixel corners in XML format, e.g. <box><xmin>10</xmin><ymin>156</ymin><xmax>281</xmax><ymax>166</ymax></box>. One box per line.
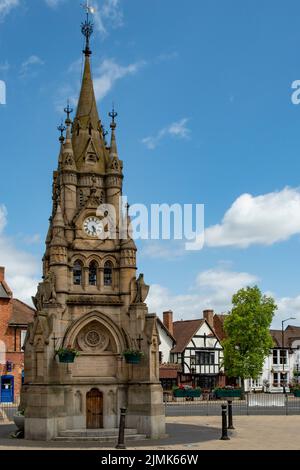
<box><xmin>222</xmin><ymin>286</ymin><xmax>277</xmax><ymax>395</ymax></box>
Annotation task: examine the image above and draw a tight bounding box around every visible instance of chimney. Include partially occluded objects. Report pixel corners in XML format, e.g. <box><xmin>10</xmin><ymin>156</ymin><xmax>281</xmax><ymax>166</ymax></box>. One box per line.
<box><xmin>163</xmin><ymin>310</ymin><xmax>174</xmax><ymax>336</ymax></box>
<box><xmin>0</xmin><ymin>266</ymin><xmax>4</xmax><ymax>282</ymax></box>
<box><xmin>203</xmin><ymin>309</ymin><xmax>214</xmax><ymax>329</ymax></box>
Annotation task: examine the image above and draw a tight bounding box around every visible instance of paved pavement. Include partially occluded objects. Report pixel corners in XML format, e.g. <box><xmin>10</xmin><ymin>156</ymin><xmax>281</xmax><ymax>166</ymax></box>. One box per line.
<box><xmin>0</xmin><ymin>416</ymin><xmax>300</xmax><ymax>450</ymax></box>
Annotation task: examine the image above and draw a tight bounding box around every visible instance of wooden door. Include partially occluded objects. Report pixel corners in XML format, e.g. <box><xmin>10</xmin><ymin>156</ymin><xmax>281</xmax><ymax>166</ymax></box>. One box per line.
<box><xmin>86</xmin><ymin>389</ymin><xmax>103</xmax><ymax>429</ymax></box>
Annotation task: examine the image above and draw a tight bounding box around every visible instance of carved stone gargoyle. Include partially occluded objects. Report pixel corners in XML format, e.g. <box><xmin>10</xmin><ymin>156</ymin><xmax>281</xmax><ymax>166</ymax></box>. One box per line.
<box><xmin>32</xmin><ymin>271</ymin><xmax>57</xmax><ymax>311</ymax></box>
<box><xmin>134</xmin><ymin>274</ymin><xmax>149</xmax><ymax>304</ymax></box>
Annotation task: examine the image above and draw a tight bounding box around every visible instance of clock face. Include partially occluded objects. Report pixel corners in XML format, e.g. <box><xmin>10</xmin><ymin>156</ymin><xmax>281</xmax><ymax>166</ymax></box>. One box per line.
<box><xmin>83</xmin><ymin>216</ymin><xmax>103</xmax><ymax>238</ymax></box>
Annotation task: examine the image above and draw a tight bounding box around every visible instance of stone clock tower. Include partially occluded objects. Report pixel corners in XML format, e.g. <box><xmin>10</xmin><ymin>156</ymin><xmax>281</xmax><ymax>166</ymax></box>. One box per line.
<box><xmin>22</xmin><ymin>9</ymin><xmax>165</xmax><ymax>441</ymax></box>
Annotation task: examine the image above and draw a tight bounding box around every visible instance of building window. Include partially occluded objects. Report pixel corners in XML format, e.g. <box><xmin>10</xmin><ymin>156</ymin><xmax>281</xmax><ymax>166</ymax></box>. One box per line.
<box><xmin>280</xmin><ymin>349</ymin><xmax>287</xmax><ymax>365</ymax></box>
<box><xmin>73</xmin><ymin>261</ymin><xmax>83</xmax><ymax>285</ymax></box>
<box><xmin>89</xmin><ymin>261</ymin><xmax>97</xmax><ymax>286</ymax></box>
<box><xmin>273</xmin><ymin>372</ymin><xmax>288</xmax><ymax>387</ymax></box>
<box><xmin>190</xmin><ymin>356</ymin><xmax>196</xmax><ymax>366</ymax></box>
<box><xmin>21</xmin><ymin>330</ymin><xmax>27</xmax><ymax>350</ymax></box>
<box><xmin>104</xmin><ymin>261</ymin><xmax>113</xmax><ymax>286</ymax></box>
<box><xmin>196</xmin><ymin>351</ymin><xmax>215</xmax><ymax>365</ymax></box>
<box><xmin>273</xmin><ymin>349</ymin><xmax>278</xmax><ymax>364</ymax></box>
<box><xmin>159</xmin><ymin>352</ymin><xmax>163</xmax><ymax>364</ymax></box>
<box><xmin>251</xmin><ymin>376</ymin><xmax>262</xmax><ymax>388</ymax></box>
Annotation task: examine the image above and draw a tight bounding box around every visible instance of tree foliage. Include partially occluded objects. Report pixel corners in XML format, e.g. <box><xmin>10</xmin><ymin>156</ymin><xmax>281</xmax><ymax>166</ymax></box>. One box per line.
<box><xmin>222</xmin><ymin>286</ymin><xmax>277</xmax><ymax>380</ymax></box>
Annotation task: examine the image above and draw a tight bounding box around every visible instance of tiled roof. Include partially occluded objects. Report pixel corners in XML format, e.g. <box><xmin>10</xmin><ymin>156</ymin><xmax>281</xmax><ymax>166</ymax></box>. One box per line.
<box><xmin>271</xmin><ymin>326</ymin><xmax>300</xmax><ymax>348</ymax></box>
<box><xmin>171</xmin><ymin>319</ymin><xmax>204</xmax><ymax>353</ymax></box>
<box><xmin>159</xmin><ymin>363</ymin><xmax>181</xmax><ymax>379</ymax></box>
<box><xmin>9</xmin><ymin>299</ymin><xmax>35</xmax><ymax>326</ymax></box>
<box><xmin>213</xmin><ymin>314</ymin><xmax>227</xmax><ymax>340</ymax></box>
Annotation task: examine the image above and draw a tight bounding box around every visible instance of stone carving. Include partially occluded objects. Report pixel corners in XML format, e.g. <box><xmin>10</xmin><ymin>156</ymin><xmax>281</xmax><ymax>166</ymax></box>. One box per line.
<box><xmin>77</xmin><ymin>321</ymin><xmax>110</xmax><ymax>353</ymax></box>
<box><xmin>134</xmin><ymin>274</ymin><xmax>149</xmax><ymax>304</ymax></box>
<box><xmin>32</xmin><ymin>272</ymin><xmax>57</xmax><ymax>311</ymax></box>
<box><xmin>63</xmin><ymin>153</ymin><xmax>75</xmax><ymax>166</ymax></box>
<box><xmin>28</xmin><ymin>312</ymin><xmax>54</xmax><ymax>346</ymax></box>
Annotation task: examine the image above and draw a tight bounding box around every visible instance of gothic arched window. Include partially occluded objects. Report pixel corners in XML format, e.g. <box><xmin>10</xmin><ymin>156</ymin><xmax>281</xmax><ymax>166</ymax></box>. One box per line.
<box><xmin>89</xmin><ymin>261</ymin><xmax>98</xmax><ymax>286</ymax></box>
<box><xmin>73</xmin><ymin>261</ymin><xmax>83</xmax><ymax>286</ymax></box>
<box><xmin>104</xmin><ymin>261</ymin><xmax>113</xmax><ymax>287</ymax></box>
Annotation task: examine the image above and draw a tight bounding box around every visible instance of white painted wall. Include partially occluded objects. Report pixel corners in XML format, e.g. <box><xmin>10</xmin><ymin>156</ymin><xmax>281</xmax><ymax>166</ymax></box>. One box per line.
<box><xmin>245</xmin><ymin>344</ymin><xmax>300</xmax><ymax>392</ymax></box>
<box><xmin>157</xmin><ymin>322</ymin><xmax>174</xmax><ymax>363</ymax></box>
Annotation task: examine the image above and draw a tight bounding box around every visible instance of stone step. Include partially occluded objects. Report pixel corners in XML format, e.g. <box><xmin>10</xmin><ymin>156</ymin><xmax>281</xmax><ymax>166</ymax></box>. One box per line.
<box><xmin>54</xmin><ymin>434</ymin><xmax>147</xmax><ymax>443</ymax></box>
<box><xmin>58</xmin><ymin>428</ymin><xmax>139</xmax><ymax>438</ymax></box>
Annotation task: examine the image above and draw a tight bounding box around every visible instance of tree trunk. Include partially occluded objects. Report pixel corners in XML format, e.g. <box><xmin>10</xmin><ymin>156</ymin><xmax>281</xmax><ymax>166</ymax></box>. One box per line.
<box><xmin>241</xmin><ymin>378</ymin><xmax>246</xmax><ymax>400</ymax></box>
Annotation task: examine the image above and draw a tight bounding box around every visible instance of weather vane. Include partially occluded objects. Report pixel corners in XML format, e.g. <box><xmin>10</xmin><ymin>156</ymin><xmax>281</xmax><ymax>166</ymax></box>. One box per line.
<box><xmin>81</xmin><ymin>1</ymin><xmax>95</xmax><ymax>56</ymax></box>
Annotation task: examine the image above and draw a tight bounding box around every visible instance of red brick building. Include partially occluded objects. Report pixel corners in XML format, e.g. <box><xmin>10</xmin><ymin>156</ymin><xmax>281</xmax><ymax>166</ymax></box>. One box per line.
<box><xmin>0</xmin><ymin>267</ymin><xmax>35</xmax><ymax>403</ymax></box>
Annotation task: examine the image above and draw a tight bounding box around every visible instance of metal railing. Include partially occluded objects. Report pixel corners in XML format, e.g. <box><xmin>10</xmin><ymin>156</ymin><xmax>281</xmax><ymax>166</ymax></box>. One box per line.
<box><xmin>165</xmin><ymin>393</ymin><xmax>300</xmax><ymax>416</ymax></box>
<box><xmin>0</xmin><ymin>400</ymin><xmax>20</xmax><ymax>423</ymax></box>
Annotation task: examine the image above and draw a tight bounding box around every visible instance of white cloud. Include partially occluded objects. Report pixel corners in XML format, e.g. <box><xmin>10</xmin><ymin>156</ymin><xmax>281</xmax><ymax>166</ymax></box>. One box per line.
<box><xmin>44</xmin><ymin>0</ymin><xmax>123</xmax><ymax>37</ymax></box>
<box><xmin>44</xmin><ymin>0</ymin><xmax>65</xmax><ymax>7</ymax></box>
<box><xmin>141</xmin><ymin>240</ymin><xmax>186</xmax><ymax>260</ymax></box>
<box><xmin>0</xmin><ymin>205</ymin><xmax>40</xmax><ymax>305</ymax></box>
<box><xmin>205</xmin><ymin>187</ymin><xmax>300</xmax><ymax>248</ymax></box>
<box><xmin>271</xmin><ymin>294</ymin><xmax>300</xmax><ymax>328</ymax></box>
<box><xmin>147</xmin><ymin>266</ymin><xmax>258</xmax><ymax>319</ymax></box>
<box><xmin>93</xmin><ymin>58</ymin><xmax>146</xmax><ymax>101</ymax></box>
<box><xmin>142</xmin><ymin>118</ymin><xmax>191</xmax><ymax>150</ymax></box>
<box><xmin>20</xmin><ymin>55</ymin><xmax>45</xmax><ymax>78</ymax></box>
<box><xmin>0</xmin><ymin>0</ymin><xmax>19</xmax><ymax>20</ymax></box>
<box><xmin>56</xmin><ymin>57</ymin><xmax>145</xmax><ymax>111</ymax></box>
<box><xmin>93</xmin><ymin>0</ymin><xmax>123</xmax><ymax>37</ymax></box>
<box><xmin>24</xmin><ymin>233</ymin><xmax>41</xmax><ymax>245</ymax></box>
<box><xmin>0</xmin><ymin>204</ymin><xmax>7</xmax><ymax>231</ymax></box>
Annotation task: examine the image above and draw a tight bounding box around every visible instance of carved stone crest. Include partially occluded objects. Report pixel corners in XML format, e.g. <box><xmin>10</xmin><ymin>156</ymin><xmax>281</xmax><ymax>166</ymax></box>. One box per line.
<box><xmin>134</xmin><ymin>274</ymin><xmax>149</xmax><ymax>303</ymax></box>
<box><xmin>32</xmin><ymin>271</ymin><xmax>57</xmax><ymax>311</ymax></box>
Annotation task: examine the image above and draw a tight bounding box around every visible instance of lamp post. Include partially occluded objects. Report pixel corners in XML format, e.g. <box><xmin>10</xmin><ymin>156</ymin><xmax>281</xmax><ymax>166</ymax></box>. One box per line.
<box><xmin>281</xmin><ymin>317</ymin><xmax>296</xmax><ymax>394</ymax></box>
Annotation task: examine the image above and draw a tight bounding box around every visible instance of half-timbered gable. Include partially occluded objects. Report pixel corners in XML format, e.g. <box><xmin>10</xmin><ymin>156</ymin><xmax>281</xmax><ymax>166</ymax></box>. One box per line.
<box><xmin>159</xmin><ymin>310</ymin><xmax>225</xmax><ymax>390</ymax></box>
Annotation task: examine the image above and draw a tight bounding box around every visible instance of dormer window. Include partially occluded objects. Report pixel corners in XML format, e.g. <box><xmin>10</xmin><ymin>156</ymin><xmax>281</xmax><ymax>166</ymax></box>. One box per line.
<box><xmin>104</xmin><ymin>261</ymin><xmax>113</xmax><ymax>286</ymax></box>
<box><xmin>73</xmin><ymin>261</ymin><xmax>83</xmax><ymax>285</ymax></box>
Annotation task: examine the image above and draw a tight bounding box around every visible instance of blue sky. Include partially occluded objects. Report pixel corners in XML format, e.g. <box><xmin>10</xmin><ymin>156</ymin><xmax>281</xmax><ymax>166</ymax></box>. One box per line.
<box><xmin>1</xmin><ymin>0</ymin><xmax>300</xmax><ymax>328</ymax></box>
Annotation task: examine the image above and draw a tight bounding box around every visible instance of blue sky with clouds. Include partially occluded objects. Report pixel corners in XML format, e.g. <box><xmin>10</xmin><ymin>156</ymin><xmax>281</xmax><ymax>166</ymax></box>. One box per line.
<box><xmin>1</xmin><ymin>0</ymin><xmax>300</xmax><ymax>327</ymax></box>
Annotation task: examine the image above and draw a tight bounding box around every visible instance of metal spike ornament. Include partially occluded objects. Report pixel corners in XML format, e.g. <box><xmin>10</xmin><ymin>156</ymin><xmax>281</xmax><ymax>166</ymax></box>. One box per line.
<box><xmin>109</xmin><ymin>105</ymin><xmax>118</xmax><ymax>130</ymax></box>
<box><xmin>81</xmin><ymin>1</ymin><xmax>94</xmax><ymax>56</ymax></box>
<box><xmin>64</xmin><ymin>101</ymin><xmax>73</xmax><ymax>126</ymax></box>
<box><xmin>57</xmin><ymin>121</ymin><xmax>66</xmax><ymax>143</ymax></box>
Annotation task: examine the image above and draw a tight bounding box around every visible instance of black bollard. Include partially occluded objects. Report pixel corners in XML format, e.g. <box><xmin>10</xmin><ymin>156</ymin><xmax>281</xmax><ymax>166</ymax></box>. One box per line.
<box><xmin>116</xmin><ymin>407</ymin><xmax>127</xmax><ymax>449</ymax></box>
<box><xmin>227</xmin><ymin>400</ymin><xmax>235</xmax><ymax>430</ymax></box>
<box><xmin>220</xmin><ymin>404</ymin><xmax>230</xmax><ymax>440</ymax></box>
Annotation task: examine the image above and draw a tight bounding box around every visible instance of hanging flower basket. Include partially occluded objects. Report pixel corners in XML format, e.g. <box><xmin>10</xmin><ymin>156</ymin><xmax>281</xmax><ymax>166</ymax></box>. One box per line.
<box><xmin>56</xmin><ymin>346</ymin><xmax>79</xmax><ymax>363</ymax></box>
<box><xmin>123</xmin><ymin>350</ymin><xmax>144</xmax><ymax>364</ymax></box>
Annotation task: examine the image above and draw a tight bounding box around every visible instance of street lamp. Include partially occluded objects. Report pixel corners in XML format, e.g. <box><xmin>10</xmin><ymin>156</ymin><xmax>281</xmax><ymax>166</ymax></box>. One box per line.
<box><xmin>281</xmin><ymin>317</ymin><xmax>296</xmax><ymax>394</ymax></box>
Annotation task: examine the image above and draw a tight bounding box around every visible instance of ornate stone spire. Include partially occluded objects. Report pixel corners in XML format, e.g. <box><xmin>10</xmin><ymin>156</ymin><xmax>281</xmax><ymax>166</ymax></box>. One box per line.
<box><xmin>72</xmin><ymin>3</ymin><xmax>107</xmax><ymax>174</ymax></box>
<box><xmin>61</xmin><ymin>103</ymin><xmax>76</xmax><ymax>171</ymax></box>
<box><xmin>57</xmin><ymin>121</ymin><xmax>66</xmax><ymax>168</ymax></box>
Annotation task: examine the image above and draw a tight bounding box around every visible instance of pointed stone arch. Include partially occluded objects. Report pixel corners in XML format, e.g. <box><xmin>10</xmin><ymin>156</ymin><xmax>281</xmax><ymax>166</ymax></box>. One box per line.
<box><xmin>63</xmin><ymin>311</ymin><xmax>128</xmax><ymax>354</ymax></box>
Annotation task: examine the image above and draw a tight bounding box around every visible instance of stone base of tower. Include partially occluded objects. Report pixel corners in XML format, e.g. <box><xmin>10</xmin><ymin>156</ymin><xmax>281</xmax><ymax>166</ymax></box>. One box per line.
<box><xmin>22</xmin><ymin>382</ymin><xmax>165</xmax><ymax>441</ymax></box>
<box><xmin>126</xmin><ymin>383</ymin><xmax>166</xmax><ymax>439</ymax></box>
<box><xmin>22</xmin><ymin>385</ymin><xmax>66</xmax><ymax>441</ymax></box>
